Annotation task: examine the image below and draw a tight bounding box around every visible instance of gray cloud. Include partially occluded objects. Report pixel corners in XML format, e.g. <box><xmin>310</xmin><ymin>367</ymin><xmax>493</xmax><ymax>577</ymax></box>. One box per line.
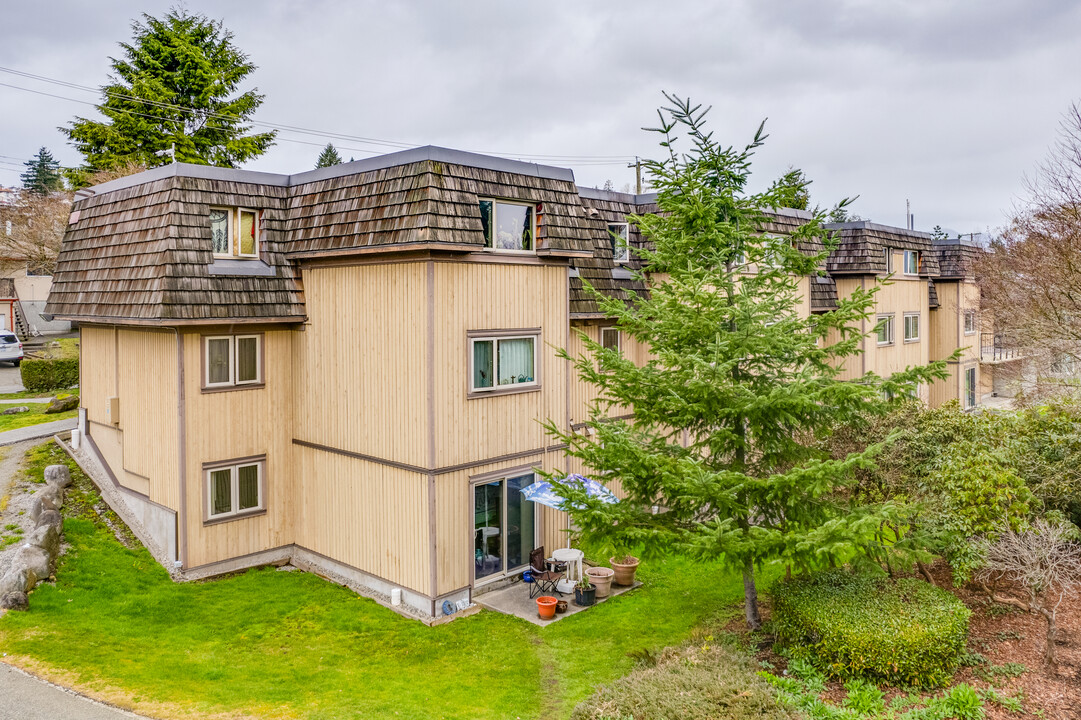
<box><xmin>0</xmin><ymin>0</ymin><xmax>1077</xmax><ymax>232</ymax></box>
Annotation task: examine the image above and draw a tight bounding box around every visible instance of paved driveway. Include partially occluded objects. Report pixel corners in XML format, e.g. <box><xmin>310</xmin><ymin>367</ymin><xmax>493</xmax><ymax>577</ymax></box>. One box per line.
<box><xmin>0</xmin><ymin>363</ymin><xmax>23</xmax><ymax>394</ymax></box>
<box><xmin>0</xmin><ymin>663</ymin><xmax>148</xmax><ymax>719</ymax></box>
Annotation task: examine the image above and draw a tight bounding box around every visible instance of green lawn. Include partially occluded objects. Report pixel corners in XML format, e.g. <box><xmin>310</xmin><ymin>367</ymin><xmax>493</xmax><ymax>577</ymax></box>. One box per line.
<box><xmin>0</xmin><ymin>443</ymin><xmax>773</xmax><ymax>720</ymax></box>
<box><xmin>0</xmin><ymin>402</ymin><xmax>77</xmax><ymax>433</ymax></box>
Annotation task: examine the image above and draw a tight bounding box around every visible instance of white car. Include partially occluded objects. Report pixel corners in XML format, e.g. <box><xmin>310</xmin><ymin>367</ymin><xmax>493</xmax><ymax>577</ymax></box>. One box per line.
<box><xmin>0</xmin><ymin>332</ymin><xmax>23</xmax><ymax>366</ymax></box>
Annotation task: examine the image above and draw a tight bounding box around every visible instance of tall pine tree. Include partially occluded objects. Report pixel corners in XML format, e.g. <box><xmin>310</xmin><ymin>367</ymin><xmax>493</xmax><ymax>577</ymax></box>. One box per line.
<box><xmin>546</xmin><ymin>95</ymin><xmax>950</xmax><ymax>628</ymax></box>
<box><xmin>63</xmin><ymin>9</ymin><xmax>275</xmax><ymax>174</ymax></box>
<box><xmin>315</xmin><ymin>143</ymin><xmax>344</xmax><ymax>168</ymax></box>
<box><xmin>20</xmin><ymin>147</ymin><xmax>64</xmax><ymax>195</ymax></box>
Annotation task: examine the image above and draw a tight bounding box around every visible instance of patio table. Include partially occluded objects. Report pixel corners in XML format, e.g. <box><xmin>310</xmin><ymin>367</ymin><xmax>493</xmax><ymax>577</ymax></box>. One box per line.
<box><xmin>551</xmin><ymin>547</ymin><xmax>584</xmax><ymax>594</ymax></box>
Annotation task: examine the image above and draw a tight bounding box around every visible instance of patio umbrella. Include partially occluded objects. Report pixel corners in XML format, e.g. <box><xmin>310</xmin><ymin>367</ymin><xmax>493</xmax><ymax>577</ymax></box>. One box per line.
<box><xmin>521</xmin><ymin>474</ymin><xmax>618</xmax><ymax>510</ymax></box>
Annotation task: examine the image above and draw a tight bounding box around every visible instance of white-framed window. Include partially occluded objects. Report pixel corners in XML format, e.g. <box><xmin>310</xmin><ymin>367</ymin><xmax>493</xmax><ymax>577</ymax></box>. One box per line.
<box><xmin>884</xmin><ymin>247</ymin><xmax>895</xmax><ymax>273</ymax></box>
<box><xmin>607</xmin><ymin>222</ymin><xmax>630</xmax><ymax>262</ymax></box>
<box><xmin>876</xmin><ymin>314</ymin><xmax>895</xmax><ymax>346</ymax></box>
<box><xmin>963</xmin><ymin>310</ymin><xmax>977</xmax><ymax>335</ymax></box>
<box><xmin>902</xmin><ymin>250</ymin><xmax>920</xmax><ymax>275</ymax></box>
<box><xmin>601</xmin><ymin>326</ymin><xmax>621</xmax><ymax>352</ymax></box>
<box><xmin>26</xmin><ymin>262</ymin><xmax>51</xmax><ymax>277</ymax></box>
<box><xmin>470</xmin><ymin>334</ymin><xmax>538</xmax><ymax>393</ymax></box>
<box><xmin>478</xmin><ymin>199</ymin><xmax>534</xmax><ymax>252</ymax></box>
<box><xmin>210</xmin><ymin>207</ymin><xmax>261</xmax><ymax>259</ymax></box>
<box><xmin>204</xmin><ymin>334</ymin><xmax>263</xmax><ymax>389</ymax></box>
<box><xmin>903</xmin><ymin>312</ymin><xmax>920</xmax><ymax>342</ymax></box>
<box><xmin>206</xmin><ymin>458</ymin><xmax>264</xmax><ymax>521</ymax></box>
<box><xmin>964</xmin><ymin>366</ymin><xmax>977</xmax><ymax>409</ymax></box>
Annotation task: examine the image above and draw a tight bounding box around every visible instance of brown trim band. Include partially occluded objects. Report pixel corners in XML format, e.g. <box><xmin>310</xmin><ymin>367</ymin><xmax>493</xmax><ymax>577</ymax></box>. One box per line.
<box><xmin>291</xmin><ymin>439</ymin><xmax>562</xmax><ymax>477</ymax></box>
<box><xmin>289</xmin><ymin>241</ymin><xmax>480</xmax><ymax>259</ymax></box>
<box><xmin>52</xmin><ymin>315</ymin><xmax>306</xmax><ymax>327</ymax></box>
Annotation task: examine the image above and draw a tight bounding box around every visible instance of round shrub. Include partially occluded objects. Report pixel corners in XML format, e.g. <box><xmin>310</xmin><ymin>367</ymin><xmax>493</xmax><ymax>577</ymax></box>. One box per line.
<box><xmin>772</xmin><ymin>570</ymin><xmax>971</xmax><ymax>688</ymax></box>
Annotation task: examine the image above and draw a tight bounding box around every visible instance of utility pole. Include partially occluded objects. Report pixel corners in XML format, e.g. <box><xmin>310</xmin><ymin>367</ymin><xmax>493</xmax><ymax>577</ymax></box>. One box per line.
<box><xmin>627</xmin><ymin>156</ymin><xmax>642</xmax><ymax>195</ymax></box>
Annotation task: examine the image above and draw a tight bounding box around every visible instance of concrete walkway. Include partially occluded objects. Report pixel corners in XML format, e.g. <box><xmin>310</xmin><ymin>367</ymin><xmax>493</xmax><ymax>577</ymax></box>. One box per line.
<box><xmin>0</xmin><ymin>663</ymin><xmax>147</xmax><ymax>719</ymax></box>
<box><xmin>0</xmin><ymin>418</ymin><xmax>77</xmax><ymax>447</ymax></box>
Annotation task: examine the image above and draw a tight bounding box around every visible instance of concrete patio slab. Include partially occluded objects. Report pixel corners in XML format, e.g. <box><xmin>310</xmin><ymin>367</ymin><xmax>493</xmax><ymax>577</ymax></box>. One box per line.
<box><xmin>476</xmin><ymin>578</ymin><xmax>643</xmax><ymax>626</ymax></box>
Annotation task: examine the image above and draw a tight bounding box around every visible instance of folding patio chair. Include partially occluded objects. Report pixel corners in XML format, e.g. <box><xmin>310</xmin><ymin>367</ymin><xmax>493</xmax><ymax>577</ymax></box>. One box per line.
<box><xmin>527</xmin><ymin>546</ymin><xmax>565</xmax><ymax>599</ymax></box>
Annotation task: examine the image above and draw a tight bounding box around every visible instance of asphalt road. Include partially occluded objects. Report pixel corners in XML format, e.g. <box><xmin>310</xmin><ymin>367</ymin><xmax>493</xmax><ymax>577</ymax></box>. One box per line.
<box><xmin>0</xmin><ymin>663</ymin><xmax>148</xmax><ymax>719</ymax></box>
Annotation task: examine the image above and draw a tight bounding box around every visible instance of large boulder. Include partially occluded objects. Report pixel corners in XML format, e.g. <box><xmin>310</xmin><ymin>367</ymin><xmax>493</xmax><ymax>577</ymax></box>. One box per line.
<box><xmin>25</xmin><ymin>523</ymin><xmax>60</xmax><ymax>558</ymax></box>
<box><xmin>0</xmin><ymin>406</ymin><xmax>28</xmax><ymax>415</ymax></box>
<box><xmin>44</xmin><ymin>464</ymin><xmax>71</xmax><ymax>488</ymax></box>
<box><xmin>44</xmin><ymin>396</ymin><xmax>79</xmax><ymax>414</ymax></box>
<box><xmin>0</xmin><ymin>567</ymin><xmax>30</xmax><ymax>596</ymax></box>
<box><xmin>0</xmin><ymin>591</ymin><xmax>28</xmax><ymax>611</ymax></box>
<box><xmin>35</xmin><ymin>509</ymin><xmax>62</xmax><ymax>530</ymax></box>
<box><xmin>29</xmin><ymin>487</ymin><xmax>61</xmax><ymax>523</ymax></box>
<box><xmin>13</xmin><ymin>545</ymin><xmax>51</xmax><ymax>584</ymax></box>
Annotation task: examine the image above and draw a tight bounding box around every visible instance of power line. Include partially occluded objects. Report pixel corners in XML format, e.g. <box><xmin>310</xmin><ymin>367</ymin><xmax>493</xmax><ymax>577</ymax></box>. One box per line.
<box><xmin>0</xmin><ymin>65</ymin><xmax>638</xmax><ymax>165</ymax></box>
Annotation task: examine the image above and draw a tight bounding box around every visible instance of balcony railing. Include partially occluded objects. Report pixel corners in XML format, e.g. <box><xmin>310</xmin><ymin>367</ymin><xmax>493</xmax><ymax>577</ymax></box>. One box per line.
<box><xmin>980</xmin><ymin>333</ymin><xmax>1020</xmax><ymax>362</ymax></box>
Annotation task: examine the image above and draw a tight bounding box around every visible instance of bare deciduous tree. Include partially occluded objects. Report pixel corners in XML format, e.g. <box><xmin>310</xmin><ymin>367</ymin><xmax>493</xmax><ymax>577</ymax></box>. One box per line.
<box><xmin>0</xmin><ymin>192</ymin><xmax>71</xmax><ymax>277</ymax></box>
<box><xmin>977</xmin><ymin>519</ymin><xmax>1081</xmax><ymax>667</ymax></box>
<box><xmin>977</xmin><ymin>101</ymin><xmax>1081</xmax><ymax>393</ymax></box>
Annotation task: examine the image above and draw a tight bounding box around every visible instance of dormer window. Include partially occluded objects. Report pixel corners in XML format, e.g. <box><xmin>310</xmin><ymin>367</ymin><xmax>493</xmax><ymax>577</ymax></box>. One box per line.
<box><xmin>608</xmin><ymin>222</ymin><xmax>630</xmax><ymax>262</ymax></box>
<box><xmin>210</xmin><ymin>207</ymin><xmax>261</xmax><ymax>259</ymax></box>
<box><xmin>902</xmin><ymin>250</ymin><xmax>920</xmax><ymax>276</ymax></box>
<box><xmin>479</xmin><ymin>199</ymin><xmax>534</xmax><ymax>252</ymax></box>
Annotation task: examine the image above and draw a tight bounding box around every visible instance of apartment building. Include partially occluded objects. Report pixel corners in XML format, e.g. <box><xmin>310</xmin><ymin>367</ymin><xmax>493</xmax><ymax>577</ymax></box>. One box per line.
<box><xmin>45</xmin><ymin>147</ymin><xmax>979</xmax><ymax>619</ymax></box>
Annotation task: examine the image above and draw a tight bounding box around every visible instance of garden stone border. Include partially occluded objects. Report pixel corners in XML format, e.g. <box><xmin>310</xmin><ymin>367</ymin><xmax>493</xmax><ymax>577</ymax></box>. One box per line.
<box><xmin>0</xmin><ymin>464</ymin><xmax>70</xmax><ymax>611</ymax></box>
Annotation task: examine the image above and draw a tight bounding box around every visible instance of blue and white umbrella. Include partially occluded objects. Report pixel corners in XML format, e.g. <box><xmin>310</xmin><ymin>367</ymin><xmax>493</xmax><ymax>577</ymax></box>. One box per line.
<box><xmin>521</xmin><ymin>474</ymin><xmax>618</xmax><ymax>510</ymax></box>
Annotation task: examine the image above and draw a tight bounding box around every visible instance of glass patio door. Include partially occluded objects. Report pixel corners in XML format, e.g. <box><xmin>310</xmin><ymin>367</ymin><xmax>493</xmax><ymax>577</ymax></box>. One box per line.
<box><xmin>473</xmin><ymin>472</ymin><xmax>537</xmax><ymax>584</ymax></box>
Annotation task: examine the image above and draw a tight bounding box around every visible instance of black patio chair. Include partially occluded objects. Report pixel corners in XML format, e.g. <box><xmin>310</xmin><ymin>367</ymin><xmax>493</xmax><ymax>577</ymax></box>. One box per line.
<box><xmin>527</xmin><ymin>546</ymin><xmax>564</xmax><ymax>599</ymax></box>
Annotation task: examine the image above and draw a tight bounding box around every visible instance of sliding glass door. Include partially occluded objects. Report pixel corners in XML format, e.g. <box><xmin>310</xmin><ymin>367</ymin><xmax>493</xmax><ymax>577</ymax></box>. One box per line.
<box><xmin>473</xmin><ymin>472</ymin><xmax>537</xmax><ymax>584</ymax></box>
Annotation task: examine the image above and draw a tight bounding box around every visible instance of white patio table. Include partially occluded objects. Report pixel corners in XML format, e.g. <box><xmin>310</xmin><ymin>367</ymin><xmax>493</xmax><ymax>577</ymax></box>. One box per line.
<box><xmin>551</xmin><ymin>547</ymin><xmax>584</xmax><ymax>594</ymax></box>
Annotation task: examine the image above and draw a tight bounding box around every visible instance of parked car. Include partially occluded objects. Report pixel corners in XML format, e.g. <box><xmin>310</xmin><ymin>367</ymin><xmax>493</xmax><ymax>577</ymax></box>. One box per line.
<box><xmin>0</xmin><ymin>332</ymin><xmax>23</xmax><ymax>366</ymax></box>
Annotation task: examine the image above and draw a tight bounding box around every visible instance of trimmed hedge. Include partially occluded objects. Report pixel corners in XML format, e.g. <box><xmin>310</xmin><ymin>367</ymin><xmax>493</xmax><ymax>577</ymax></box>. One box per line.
<box><xmin>572</xmin><ymin>641</ymin><xmax>795</xmax><ymax>720</ymax></box>
<box><xmin>21</xmin><ymin>357</ymin><xmax>79</xmax><ymax>392</ymax></box>
<box><xmin>772</xmin><ymin>570</ymin><xmax>971</xmax><ymax>688</ymax></box>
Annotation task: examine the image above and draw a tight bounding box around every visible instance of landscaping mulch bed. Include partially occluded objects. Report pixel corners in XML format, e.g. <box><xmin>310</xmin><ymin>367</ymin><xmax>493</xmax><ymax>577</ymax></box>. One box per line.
<box><xmin>730</xmin><ymin>562</ymin><xmax>1079</xmax><ymax>719</ymax></box>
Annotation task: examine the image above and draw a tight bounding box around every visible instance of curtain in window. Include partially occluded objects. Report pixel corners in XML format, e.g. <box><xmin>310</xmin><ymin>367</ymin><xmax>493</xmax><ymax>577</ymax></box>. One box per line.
<box><xmin>207</xmin><ymin>339</ymin><xmax>231</xmax><ymax>384</ymax></box>
<box><xmin>210</xmin><ymin>210</ymin><xmax>229</xmax><ymax>254</ymax></box>
<box><xmin>237</xmin><ymin>337</ymin><xmax>258</xmax><ymax>382</ymax></box>
<box><xmin>239</xmin><ymin>210</ymin><xmax>257</xmax><ymax>255</ymax></box>
<box><xmin>473</xmin><ymin>340</ymin><xmax>494</xmax><ymax>388</ymax></box>
<box><xmin>211</xmin><ymin>469</ymin><xmax>232</xmax><ymax>515</ymax></box>
<box><xmin>498</xmin><ymin>338</ymin><xmax>534</xmax><ymax>385</ymax></box>
<box><xmin>238</xmin><ymin>464</ymin><xmax>259</xmax><ymax>510</ymax></box>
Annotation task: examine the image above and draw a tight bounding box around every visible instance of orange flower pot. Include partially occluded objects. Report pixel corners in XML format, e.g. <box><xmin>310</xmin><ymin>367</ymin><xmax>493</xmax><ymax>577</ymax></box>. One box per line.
<box><xmin>536</xmin><ymin>595</ymin><xmax>558</xmax><ymax>620</ymax></box>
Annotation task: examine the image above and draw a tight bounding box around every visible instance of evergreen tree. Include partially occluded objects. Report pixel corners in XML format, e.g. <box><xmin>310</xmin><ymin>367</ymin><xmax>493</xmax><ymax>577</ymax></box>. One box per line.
<box><xmin>62</xmin><ymin>8</ymin><xmax>275</xmax><ymax>173</ymax></box>
<box><xmin>775</xmin><ymin>166</ymin><xmax>811</xmax><ymax>210</ymax></box>
<box><xmin>20</xmin><ymin>147</ymin><xmax>64</xmax><ymax>195</ymax></box>
<box><xmin>315</xmin><ymin>143</ymin><xmax>344</xmax><ymax>168</ymax></box>
<box><xmin>545</xmin><ymin>95</ymin><xmax>951</xmax><ymax>628</ymax></box>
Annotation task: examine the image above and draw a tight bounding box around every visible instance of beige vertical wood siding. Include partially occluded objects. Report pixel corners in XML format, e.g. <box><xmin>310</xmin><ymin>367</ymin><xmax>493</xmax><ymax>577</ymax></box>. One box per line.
<box><xmin>432</xmin><ymin>261</ymin><xmax>567</xmax><ymax>468</ymax></box>
<box><xmin>293</xmin><ymin>263</ymin><xmax>429</xmax><ymax>465</ymax></box>
<box><xmin>117</xmin><ymin>329</ymin><xmax>179</xmax><ymax>508</ymax></box>
<box><xmin>181</xmin><ymin>329</ymin><xmax>296</xmax><ymax>569</ymax></box>
<box><xmin>80</xmin><ymin>325</ymin><xmax>117</xmax><ymax>426</ymax></box>
<box><xmin>296</xmin><ymin>442</ymin><xmax>430</xmax><ymax>595</ymax></box>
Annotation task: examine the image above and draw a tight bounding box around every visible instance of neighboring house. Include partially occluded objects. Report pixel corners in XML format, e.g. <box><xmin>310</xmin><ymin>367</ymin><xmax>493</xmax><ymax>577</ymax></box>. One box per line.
<box><xmin>45</xmin><ymin>147</ymin><xmax>981</xmax><ymax>620</ymax></box>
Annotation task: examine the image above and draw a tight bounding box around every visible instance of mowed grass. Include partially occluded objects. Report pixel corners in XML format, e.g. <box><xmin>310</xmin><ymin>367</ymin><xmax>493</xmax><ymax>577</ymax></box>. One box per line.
<box><xmin>0</xmin><ymin>445</ymin><xmax>765</xmax><ymax>720</ymax></box>
<box><xmin>0</xmin><ymin>402</ymin><xmax>77</xmax><ymax>433</ymax></box>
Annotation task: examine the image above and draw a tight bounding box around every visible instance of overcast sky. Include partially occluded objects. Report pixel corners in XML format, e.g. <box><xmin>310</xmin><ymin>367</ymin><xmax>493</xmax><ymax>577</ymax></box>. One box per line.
<box><xmin>1</xmin><ymin>0</ymin><xmax>1079</xmax><ymax>234</ymax></box>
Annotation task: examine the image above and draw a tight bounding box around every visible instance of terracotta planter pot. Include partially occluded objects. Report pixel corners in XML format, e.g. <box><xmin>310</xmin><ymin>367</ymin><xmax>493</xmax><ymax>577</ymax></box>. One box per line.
<box><xmin>609</xmin><ymin>556</ymin><xmax>639</xmax><ymax>586</ymax></box>
<box><xmin>586</xmin><ymin>566</ymin><xmax>615</xmax><ymax>598</ymax></box>
<box><xmin>537</xmin><ymin>595</ymin><xmax>558</xmax><ymax>620</ymax></box>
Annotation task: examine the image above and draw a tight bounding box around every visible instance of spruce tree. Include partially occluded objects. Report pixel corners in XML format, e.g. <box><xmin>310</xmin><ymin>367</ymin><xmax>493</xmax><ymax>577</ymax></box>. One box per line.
<box><xmin>20</xmin><ymin>147</ymin><xmax>64</xmax><ymax>195</ymax></box>
<box><xmin>546</xmin><ymin>95</ymin><xmax>950</xmax><ymax>628</ymax></box>
<box><xmin>62</xmin><ymin>8</ymin><xmax>275</xmax><ymax>173</ymax></box>
<box><xmin>315</xmin><ymin>143</ymin><xmax>344</xmax><ymax>168</ymax></box>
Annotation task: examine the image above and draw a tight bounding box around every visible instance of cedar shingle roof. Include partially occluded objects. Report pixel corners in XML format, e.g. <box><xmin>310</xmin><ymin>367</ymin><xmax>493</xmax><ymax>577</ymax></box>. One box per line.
<box><xmin>934</xmin><ymin>239</ymin><xmax>981</xmax><ymax>279</ymax></box>
<box><xmin>823</xmin><ymin>222</ymin><xmax>940</xmax><ymax>276</ymax></box>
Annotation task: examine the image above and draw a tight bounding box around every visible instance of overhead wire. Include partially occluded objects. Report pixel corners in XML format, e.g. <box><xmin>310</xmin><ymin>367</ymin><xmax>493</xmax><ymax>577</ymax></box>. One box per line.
<box><xmin>0</xmin><ymin>65</ymin><xmax>638</xmax><ymax>166</ymax></box>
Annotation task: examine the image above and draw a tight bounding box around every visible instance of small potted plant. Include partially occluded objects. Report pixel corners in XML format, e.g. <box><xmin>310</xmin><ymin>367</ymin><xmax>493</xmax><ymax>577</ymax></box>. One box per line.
<box><xmin>585</xmin><ymin>565</ymin><xmax>615</xmax><ymax>598</ymax></box>
<box><xmin>609</xmin><ymin>552</ymin><xmax>640</xmax><ymax>586</ymax></box>
<box><xmin>573</xmin><ymin>576</ymin><xmax>596</xmax><ymax>607</ymax></box>
<box><xmin>536</xmin><ymin>595</ymin><xmax>558</xmax><ymax>620</ymax></box>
